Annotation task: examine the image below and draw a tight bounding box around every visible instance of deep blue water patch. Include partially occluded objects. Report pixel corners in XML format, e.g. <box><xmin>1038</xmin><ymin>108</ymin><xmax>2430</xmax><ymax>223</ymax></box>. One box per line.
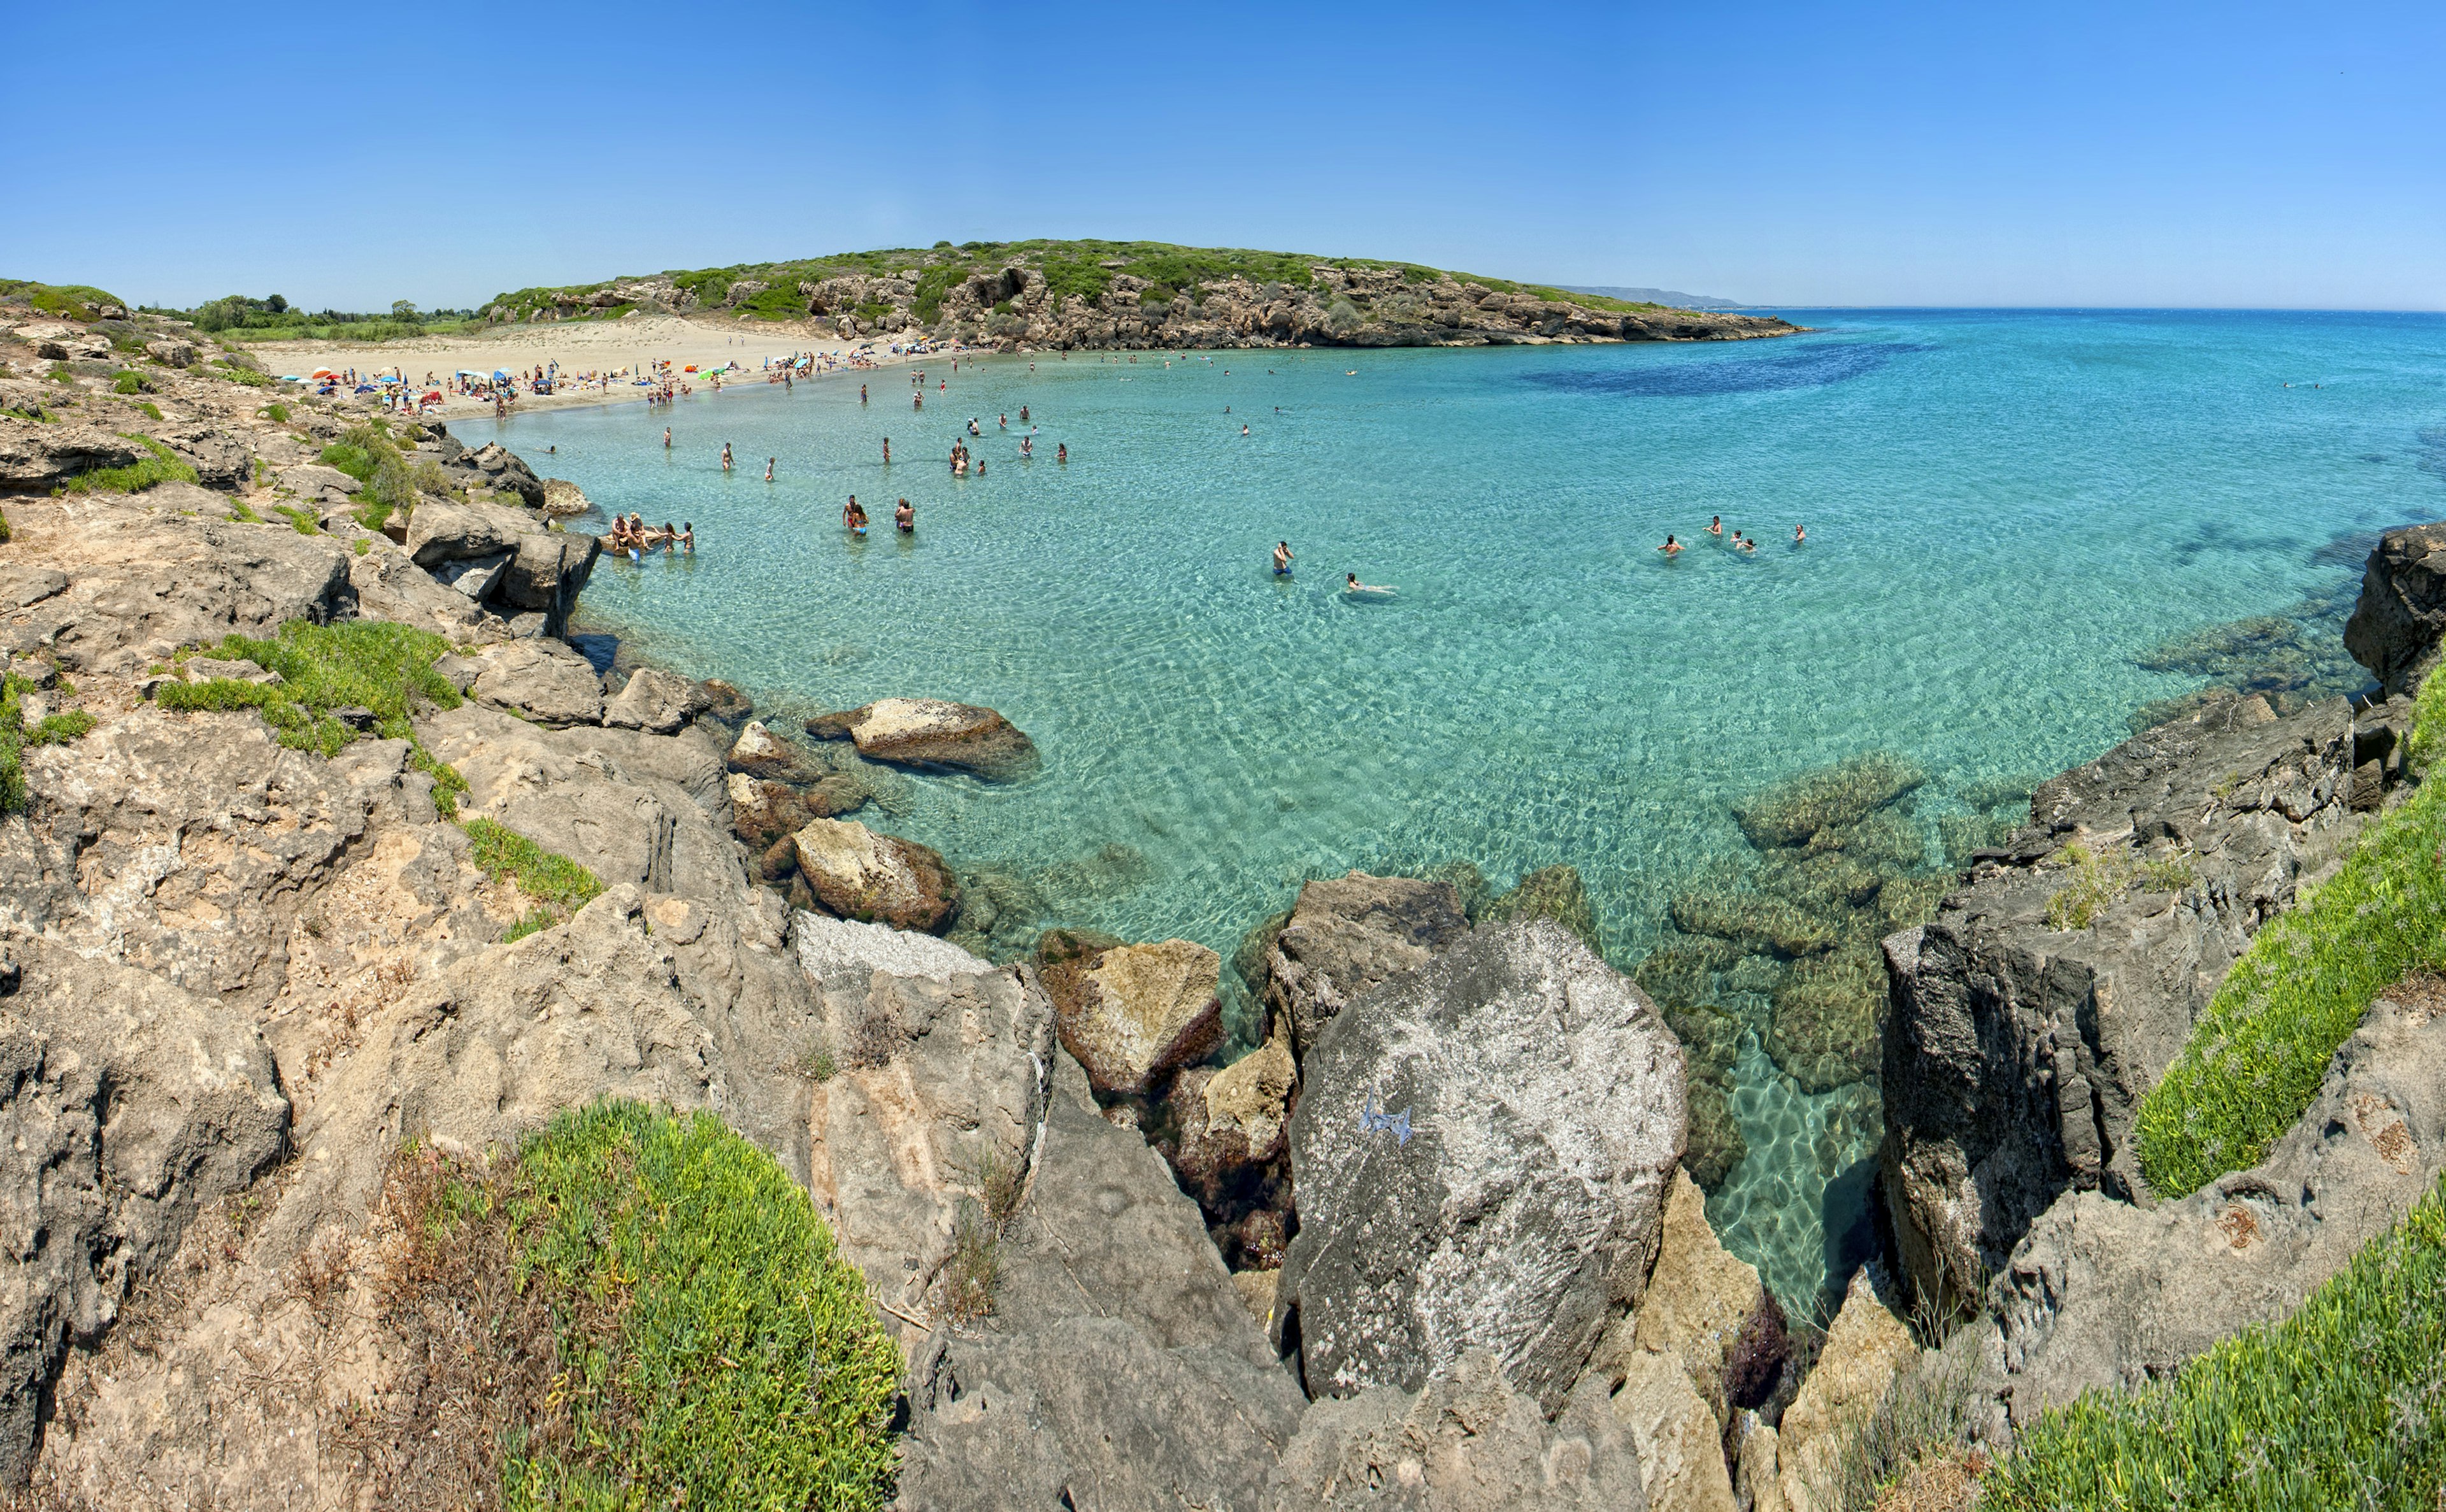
<box><xmin>1518</xmin><ymin>338</ymin><xmax>1927</xmax><ymax>398</ymax></box>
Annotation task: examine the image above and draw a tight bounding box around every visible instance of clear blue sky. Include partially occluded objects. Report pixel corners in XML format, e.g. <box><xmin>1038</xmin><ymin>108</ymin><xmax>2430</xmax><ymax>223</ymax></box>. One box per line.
<box><xmin>6</xmin><ymin>0</ymin><xmax>2439</xmax><ymax>311</ymax></box>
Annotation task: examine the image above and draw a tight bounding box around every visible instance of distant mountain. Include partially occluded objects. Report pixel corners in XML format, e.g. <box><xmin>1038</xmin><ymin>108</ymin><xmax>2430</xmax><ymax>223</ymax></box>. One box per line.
<box><xmin>1552</xmin><ymin>285</ymin><xmax>1743</xmax><ymax>311</ymax></box>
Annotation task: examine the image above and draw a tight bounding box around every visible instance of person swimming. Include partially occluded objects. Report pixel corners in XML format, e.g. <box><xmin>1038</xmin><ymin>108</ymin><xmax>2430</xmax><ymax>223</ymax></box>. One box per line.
<box><xmin>1659</xmin><ymin>535</ymin><xmax>1682</xmax><ymax>557</ymax></box>
<box><xmin>1273</xmin><ymin>541</ymin><xmax>1294</xmax><ymax>575</ymax></box>
<box><xmin>1708</xmin><ymin>515</ymin><xmax>1722</xmax><ymax>538</ymax></box>
<box><xmin>1345</xmin><ymin>574</ymin><xmax>1395</xmax><ymax>594</ymax></box>
<box><xmin>1241</xmin><ymin>424</ymin><xmax>1250</xmax><ymax>436</ymax></box>
<box><xmin>883</xmin><ymin>437</ymin><xmax>891</xmax><ymax>464</ymax></box>
<box><xmin>764</xmin><ymin>457</ymin><xmax>775</xmax><ymax>482</ymax></box>
<box><xmin>1737</xmin><ymin>533</ymin><xmax>1757</xmax><ymax>553</ymax></box>
<box><xmin>663</xmin><ymin>427</ymin><xmax>672</xmax><ymax>449</ymax></box>
<box><xmin>1057</xmin><ymin>443</ymin><xmax>1068</xmax><ymax>463</ymax></box>
<box><xmin>1793</xmin><ymin>524</ymin><xmax>1806</xmax><ymax>544</ymax></box>
<box><xmin>1019</xmin><ymin>405</ymin><xmax>1029</xmax><ymax>422</ymax></box>
<box><xmin>896</xmin><ymin>498</ymin><xmax>914</xmax><ymax>532</ymax></box>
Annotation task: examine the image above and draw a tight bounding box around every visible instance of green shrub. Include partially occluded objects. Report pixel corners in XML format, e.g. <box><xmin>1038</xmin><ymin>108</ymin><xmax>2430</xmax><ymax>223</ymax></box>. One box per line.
<box><xmin>462</xmin><ymin>817</ymin><xmax>603</xmax><ymax>914</ymax></box>
<box><xmin>500</xmin><ymin>908</ymin><xmax>559</xmax><ymax>944</ymax></box>
<box><xmin>490</xmin><ymin>1102</ymin><xmax>901</xmax><ymax>1508</ymax></box>
<box><xmin>320</xmin><ymin>442</ymin><xmax>378</xmax><ymax>482</ymax></box>
<box><xmin>0</xmin><ymin>673</ymin><xmax>94</xmax><ymax>809</ymax></box>
<box><xmin>2044</xmin><ymin>842</ymin><xmax>2196</xmax><ymax>931</ymax></box>
<box><xmin>354</xmin><ymin>536</ymin><xmax>370</xmax><ymax>557</ymax></box>
<box><xmin>45</xmin><ymin>364</ymin><xmax>71</xmax><ymax>384</ymax></box>
<box><xmin>132</xmin><ymin>399</ymin><xmax>162</xmax><ymax>421</ymax></box>
<box><xmin>2135</xmin><ymin>752</ymin><xmax>2446</xmax><ymax>1199</ymax></box>
<box><xmin>0</xmin><ymin>281</ymin><xmax>124</xmax><ymax>320</ymax></box>
<box><xmin>111</xmin><ymin>370</ymin><xmax>147</xmax><ymax>394</ymax></box>
<box><xmin>59</xmin><ymin>435</ymin><xmax>197</xmax><ymax>495</ymax></box>
<box><xmin>273</xmin><ymin>504</ymin><xmax>319</xmax><ymax>535</ymax></box>
<box><xmin>259</xmin><ymin>401</ymin><xmax>290</xmax><ymax>422</ymax></box>
<box><xmin>1985</xmin><ymin>1173</ymin><xmax>2446</xmax><ymax>1508</ymax></box>
<box><xmin>228</xmin><ymin>498</ymin><xmax>264</xmax><ymax>524</ymax></box>
<box><xmin>154</xmin><ymin>619</ymin><xmax>461</xmax><ymax>757</ymax></box>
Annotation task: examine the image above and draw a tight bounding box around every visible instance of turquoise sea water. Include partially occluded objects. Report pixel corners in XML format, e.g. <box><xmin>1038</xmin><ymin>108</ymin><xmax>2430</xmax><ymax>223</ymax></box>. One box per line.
<box><xmin>466</xmin><ymin>309</ymin><xmax>2446</xmax><ymax>1310</ymax></box>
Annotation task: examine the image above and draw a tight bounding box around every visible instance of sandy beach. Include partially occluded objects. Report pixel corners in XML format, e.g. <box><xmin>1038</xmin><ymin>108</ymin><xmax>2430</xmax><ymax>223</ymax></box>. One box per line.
<box><xmin>247</xmin><ymin>313</ymin><xmax>957</xmax><ymax>418</ymax></box>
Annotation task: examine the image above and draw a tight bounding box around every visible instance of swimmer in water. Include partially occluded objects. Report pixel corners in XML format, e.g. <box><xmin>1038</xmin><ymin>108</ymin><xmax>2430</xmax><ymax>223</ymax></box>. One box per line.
<box><xmin>1737</xmin><ymin>533</ymin><xmax>1757</xmax><ymax>553</ymax></box>
<box><xmin>843</xmin><ymin>495</ymin><xmax>861</xmax><ymax>530</ymax></box>
<box><xmin>1794</xmin><ymin>524</ymin><xmax>1806</xmax><ymax>544</ymax></box>
<box><xmin>896</xmin><ymin>498</ymin><xmax>914</xmax><ymax>532</ymax></box>
<box><xmin>1057</xmin><ymin>443</ymin><xmax>1068</xmax><ymax>463</ymax></box>
<box><xmin>1345</xmin><ymin>574</ymin><xmax>1394</xmax><ymax>594</ymax></box>
<box><xmin>721</xmin><ymin>443</ymin><xmax>733</xmax><ymax>472</ymax></box>
<box><xmin>861</xmin><ymin>383</ymin><xmax>868</xmax><ymax>403</ymax></box>
<box><xmin>1241</xmin><ymin>424</ymin><xmax>1250</xmax><ymax>436</ymax></box>
<box><xmin>882</xmin><ymin>437</ymin><xmax>891</xmax><ymax>464</ymax></box>
<box><xmin>1708</xmin><ymin>515</ymin><xmax>1722</xmax><ymax>538</ymax></box>
<box><xmin>663</xmin><ymin>427</ymin><xmax>672</xmax><ymax>449</ymax></box>
<box><xmin>1273</xmin><ymin>541</ymin><xmax>1294</xmax><ymax>575</ymax></box>
<box><xmin>1659</xmin><ymin>535</ymin><xmax>1682</xmax><ymax>557</ymax></box>
<box><xmin>998</xmin><ymin>414</ymin><xmax>1007</xmax><ymax>429</ymax></box>
<box><xmin>680</xmin><ymin>522</ymin><xmax>694</xmax><ymax>554</ymax></box>
<box><xmin>764</xmin><ymin>457</ymin><xmax>774</xmax><ymax>482</ymax></box>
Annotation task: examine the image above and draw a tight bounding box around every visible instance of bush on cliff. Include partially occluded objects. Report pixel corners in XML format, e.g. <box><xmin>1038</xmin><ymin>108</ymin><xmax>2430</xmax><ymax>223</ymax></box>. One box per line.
<box><xmin>159</xmin><ymin>619</ymin><xmax>462</xmax><ymax>755</ymax></box>
<box><xmin>58</xmin><ymin>434</ymin><xmax>197</xmax><ymax>495</ymax></box>
<box><xmin>383</xmin><ymin>1102</ymin><xmax>902</xmax><ymax>1509</ymax></box>
<box><xmin>2135</xmin><ymin>673</ymin><xmax>2446</xmax><ymax>1199</ymax></box>
<box><xmin>1983</xmin><ymin>1171</ymin><xmax>2446</xmax><ymax>1509</ymax></box>
<box><xmin>0</xmin><ymin>673</ymin><xmax>97</xmax><ymax>811</ymax></box>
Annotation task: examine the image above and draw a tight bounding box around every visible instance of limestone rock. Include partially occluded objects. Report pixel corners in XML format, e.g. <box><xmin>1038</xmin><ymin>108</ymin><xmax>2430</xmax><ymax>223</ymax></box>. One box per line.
<box><xmin>895</xmin><ymin>1048</ymin><xmax>1304</xmax><ymax>1511</ymax></box>
<box><xmin>404</xmin><ymin>496</ymin><xmax>524</xmax><ymax>566</ymax></box>
<box><xmin>1592</xmin><ymin>1169</ymin><xmax>1765</xmax><ymax>1427</ymax></box>
<box><xmin>1879</xmin><ymin>691</ymin><xmax>2361</xmax><ymax>1307</ymax></box>
<box><xmin>467</xmin><ymin>638</ymin><xmax>604</xmax><ymax>725</ymax></box>
<box><xmin>1962</xmin><ymin>986</ymin><xmax>2446</xmax><ymax>1436</ymax></box>
<box><xmin>1775</xmin><ymin>1271</ymin><xmax>1913</xmax><ymax>1512</ymax></box>
<box><xmin>183</xmin><ymin>654</ymin><xmax>280</xmax><ymax>685</ymax></box>
<box><xmin>1265</xmin><ymin>1350</ymin><xmax>1649</xmax><ymax>1511</ymax></box>
<box><xmin>0</xmin><ymin>420</ymin><xmax>143</xmax><ymax>492</ymax></box>
<box><xmin>791</xmin><ymin>908</ymin><xmax>991</xmax><ymax>994</ymax></box>
<box><xmin>1232</xmin><ymin>1267</ymin><xmax>1280</xmax><ymax>1329</ymax></box>
<box><xmin>1264</xmin><ymin>870</ymin><xmax>1472</xmax><ymax>1054</ymax></box>
<box><xmin>2343</xmin><ymin>521</ymin><xmax>2446</xmax><ymax>695</ymax></box>
<box><xmin>1277</xmin><ymin>920</ymin><xmax>1687</xmax><ymax>1415</ymax></box>
<box><xmin>1</xmin><ymin>490</ymin><xmax>354</xmax><ymax>675</ymax></box>
<box><xmin>0</xmin><ymin>941</ymin><xmax>290</xmax><ymax>1483</ymax></box>
<box><xmin>603</xmin><ymin>666</ymin><xmax>697</xmax><ymax>734</ymax></box>
<box><xmin>726</xmin><ymin>719</ymin><xmax>806</xmax><ymax>778</ymax></box>
<box><xmin>496</xmin><ymin>530</ymin><xmax>597</xmax><ymax>636</ymax></box>
<box><xmin>1607</xmin><ymin>1349</ymin><xmax>1737</xmax><ymax>1512</ymax></box>
<box><xmin>462</xmin><ymin>439</ymin><xmax>545</xmax><ymax>506</ymax></box>
<box><xmin>1484</xmin><ymin>863</ymin><xmax>1603</xmax><ymax>952</ymax></box>
<box><xmin>1047</xmin><ymin>936</ymin><xmax>1225</xmax><ymax>1097</ymax></box>
<box><xmin>1175</xmin><ymin>1028</ymin><xmax>1298</xmax><ymax>1187</ymax></box>
<box><xmin>807</xmin><ymin>695</ymin><xmax>1036</xmax><ymax>779</ymax></box>
<box><xmin>790</xmin><ymin>817</ymin><xmax>961</xmax><ymax>933</ymax></box>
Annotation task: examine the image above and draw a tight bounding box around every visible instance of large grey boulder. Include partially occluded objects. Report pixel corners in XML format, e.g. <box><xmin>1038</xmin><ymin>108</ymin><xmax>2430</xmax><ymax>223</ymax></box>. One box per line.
<box><xmin>2343</xmin><ymin>522</ymin><xmax>2446</xmax><ymax>696</ymax></box>
<box><xmin>1879</xmin><ymin>692</ymin><xmax>2361</xmax><ymax>1308</ymax></box>
<box><xmin>497</xmin><ymin>530</ymin><xmax>598</xmax><ymax>637</ymax></box>
<box><xmin>894</xmin><ymin>1043</ymin><xmax>1308</xmax><ymax>1510</ymax></box>
<box><xmin>603</xmin><ymin>665</ymin><xmax>698</xmax><ymax>733</ymax></box>
<box><xmin>1264</xmin><ymin>870</ymin><xmax>1473</xmax><ymax>1054</ymax></box>
<box><xmin>1266</xmin><ymin>1350</ymin><xmax>1647</xmax><ymax>1511</ymax></box>
<box><xmin>1963</xmin><ymin>985</ymin><xmax>2446</xmax><ymax>1437</ymax></box>
<box><xmin>465</xmin><ymin>638</ymin><xmax>604</xmax><ymax>726</ymax></box>
<box><xmin>0</xmin><ymin>420</ymin><xmax>143</xmax><ymax>493</ymax></box>
<box><xmin>0</xmin><ymin>940</ymin><xmax>289</xmax><ymax>1483</ymax></box>
<box><xmin>1277</xmin><ymin>920</ymin><xmax>1687</xmax><ymax>1414</ymax></box>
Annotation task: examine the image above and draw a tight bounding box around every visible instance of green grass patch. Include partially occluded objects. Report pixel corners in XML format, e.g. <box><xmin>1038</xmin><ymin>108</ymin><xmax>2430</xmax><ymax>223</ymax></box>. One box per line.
<box><xmin>404</xmin><ymin>1101</ymin><xmax>902</xmax><ymax>1509</ymax></box>
<box><xmin>2135</xmin><ymin>741</ymin><xmax>2446</xmax><ymax>1198</ymax></box>
<box><xmin>154</xmin><ymin>619</ymin><xmax>461</xmax><ymax>757</ymax></box>
<box><xmin>228</xmin><ymin>498</ymin><xmax>264</xmax><ymax>524</ymax></box>
<box><xmin>320</xmin><ymin>441</ymin><xmax>378</xmax><ymax>482</ymax></box>
<box><xmin>1</xmin><ymin>280</ymin><xmax>124</xmax><ymax>321</ymax></box>
<box><xmin>132</xmin><ymin>399</ymin><xmax>162</xmax><ymax>422</ymax></box>
<box><xmin>1984</xmin><ymin>1171</ymin><xmax>2446</xmax><ymax>1508</ymax></box>
<box><xmin>258</xmin><ymin>401</ymin><xmax>290</xmax><ymax>422</ymax></box>
<box><xmin>0</xmin><ymin>674</ymin><xmax>96</xmax><ymax>809</ymax></box>
<box><xmin>59</xmin><ymin>434</ymin><xmax>197</xmax><ymax>495</ymax></box>
<box><xmin>273</xmin><ymin>504</ymin><xmax>320</xmax><ymax>535</ymax></box>
<box><xmin>462</xmin><ymin>817</ymin><xmax>604</xmax><ymax>914</ymax></box>
<box><xmin>111</xmin><ymin>369</ymin><xmax>147</xmax><ymax>394</ymax></box>
<box><xmin>2043</xmin><ymin>841</ymin><xmax>2196</xmax><ymax>931</ymax></box>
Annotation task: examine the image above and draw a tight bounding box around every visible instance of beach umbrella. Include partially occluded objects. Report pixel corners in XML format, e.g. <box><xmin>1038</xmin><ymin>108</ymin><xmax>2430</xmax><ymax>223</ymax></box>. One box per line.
<box><xmin>311</xmin><ymin>369</ymin><xmax>336</xmax><ymax>378</ymax></box>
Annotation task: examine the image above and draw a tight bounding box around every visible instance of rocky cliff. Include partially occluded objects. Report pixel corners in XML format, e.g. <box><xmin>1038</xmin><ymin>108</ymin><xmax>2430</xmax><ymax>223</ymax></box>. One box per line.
<box><xmin>1880</xmin><ymin>521</ymin><xmax>2446</xmax><ymax>1444</ymax></box>
<box><xmin>481</xmin><ymin>238</ymin><xmax>1800</xmax><ymax>353</ymax></box>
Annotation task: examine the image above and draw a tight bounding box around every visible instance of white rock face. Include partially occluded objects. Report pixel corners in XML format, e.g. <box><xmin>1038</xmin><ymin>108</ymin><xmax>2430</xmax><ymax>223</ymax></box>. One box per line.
<box><xmin>793</xmin><ymin>909</ymin><xmax>991</xmax><ymax>992</ymax></box>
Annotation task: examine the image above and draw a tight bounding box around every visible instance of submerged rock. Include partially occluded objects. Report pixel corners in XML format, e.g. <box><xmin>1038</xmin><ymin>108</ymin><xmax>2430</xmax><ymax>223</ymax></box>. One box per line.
<box><xmin>806</xmin><ymin>696</ymin><xmax>1037</xmax><ymax>779</ymax></box>
<box><xmin>789</xmin><ymin>817</ymin><xmax>961</xmax><ymax>934</ymax></box>
<box><xmin>1044</xmin><ymin>936</ymin><xmax>1225</xmax><ymax>1098</ymax></box>
<box><xmin>1262</xmin><ymin>870</ymin><xmax>1471</xmax><ymax>1055</ymax></box>
<box><xmin>1277</xmin><ymin>920</ymin><xmax>1686</xmax><ymax>1415</ymax></box>
<box><xmin>1482</xmin><ymin>863</ymin><xmax>1602</xmax><ymax>951</ymax></box>
<box><xmin>1733</xmin><ymin>754</ymin><xmax>1925</xmax><ymax>850</ymax></box>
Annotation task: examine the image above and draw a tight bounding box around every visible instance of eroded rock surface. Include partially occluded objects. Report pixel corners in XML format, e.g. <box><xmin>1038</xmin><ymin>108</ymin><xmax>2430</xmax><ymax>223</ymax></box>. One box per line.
<box><xmin>1277</xmin><ymin>920</ymin><xmax>1687</xmax><ymax>1414</ymax></box>
<box><xmin>808</xmin><ymin>696</ymin><xmax>1037</xmax><ymax>780</ymax></box>
<box><xmin>1879</xmin><ymin>692</ymin><xmax>2362</xmax><ymax>1307</ymax></box>
<box><xmin>1264</xmin><ymin>870</ymin><xmax>1472</xmax><ymax>1054</ymax></box>
<box><xmin>790</xmin><ymin>817</ymin><xmax>961</xmax><ymax>933</ymax></box>
<box><xmin>1047</xmin><ymin>936</ymin><xmax>1226</xmax><ymax>1097</ymax></box>
<box><xmin>2343</xmin><ymin>520</ymin><xmax>2446</xmax><ymax>695</ymax></box>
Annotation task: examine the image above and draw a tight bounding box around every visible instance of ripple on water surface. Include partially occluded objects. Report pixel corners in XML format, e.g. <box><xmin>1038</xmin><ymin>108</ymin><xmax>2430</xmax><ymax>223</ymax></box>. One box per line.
<box><xmin>466</xmin><ymin>310</ymin><xmax>2446</xmax><ymax>1310</ymax></box>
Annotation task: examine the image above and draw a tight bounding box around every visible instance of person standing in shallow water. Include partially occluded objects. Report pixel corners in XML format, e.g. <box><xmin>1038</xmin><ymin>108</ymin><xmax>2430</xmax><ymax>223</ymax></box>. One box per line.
<box><xmin>896</xmin><ymin>498</ymin><xmax>915</xmax><ymax>532</ymax></box>
<box><xmin>882</xmin><ymin>438</ymin><xmax>891</xmax><ymax>464</ymax></box>
<box><xmin>1659</xmin><ymin>535</ymin><xmax>1682</xmax><ymax>557</ymax></box>
<box><xmin>721</xmin><ymin>443</ymin><xmax>733</xmax><ymax>473</ymax></box>
<box><xmin>1273</xmin><ymin>541</ymin><xmax>1294</xmax><ymax>575</ymax></box>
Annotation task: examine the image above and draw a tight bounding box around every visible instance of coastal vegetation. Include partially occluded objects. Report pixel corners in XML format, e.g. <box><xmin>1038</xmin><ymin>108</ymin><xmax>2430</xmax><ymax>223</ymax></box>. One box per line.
<box><xmin>1982</xmin><ymin>1171</ymin><xmax>2446</xmax><ymax>1508</ymax></box>
<box><xmin>0</xmin><ymin>278</ymin><xmax>126</xmax><ymax>321</ymax></box>
<box><xmin>56</xmin><ymin>434</ymin><xmax>197</xmax><ymax>495</ymax></box>
<box><xmin>2134</xmin><ymin>667</ymin><xmax>2446</xmax><ymax>1199</ymax></box>
<box><xmin>479</xmin><ymin>237</ymin><xmax>1692</xmax><ymax>326</ymax></box>
<box><xmin>464</xmin><ymin>817</ymin><xmax>604</xmax><ymax>938</ymax></box>
<box><xmin>0</xmin><ymin>672</ymin><xmax>97</xmax><ymax>811</ymax></box>
<box><xmin>161</xmin><ymin>292</ymin><xmax>486</xmax><ymax>344</ymax></box>
<box><xmin>383</xmin><ymin>1102</ymin><xmax>902</xmax><ymax>1509</ymax></box>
